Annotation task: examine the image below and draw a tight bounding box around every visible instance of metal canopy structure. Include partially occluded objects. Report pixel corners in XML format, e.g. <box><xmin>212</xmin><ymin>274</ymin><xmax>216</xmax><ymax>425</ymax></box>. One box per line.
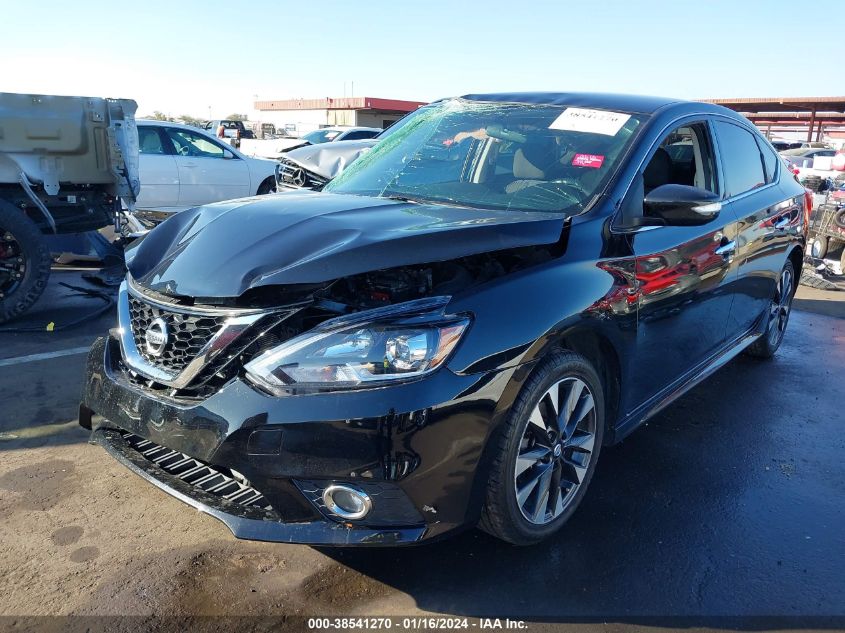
<box><xmin>703</xmin><ymin>97</ymin><xmax>845</xmax><ymax>140</ymax></box>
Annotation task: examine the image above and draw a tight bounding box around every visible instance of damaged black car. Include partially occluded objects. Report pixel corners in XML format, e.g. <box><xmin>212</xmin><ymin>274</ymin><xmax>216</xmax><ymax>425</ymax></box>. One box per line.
<box><xmin>81</xmin><ymin>93</ymin><xmax>806</xmax><ymax>546</ymax></box>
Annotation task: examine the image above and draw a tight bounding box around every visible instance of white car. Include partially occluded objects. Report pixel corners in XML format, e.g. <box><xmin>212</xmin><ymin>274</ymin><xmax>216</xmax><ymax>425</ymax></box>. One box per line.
<box><xmin>136</xmin><ymin>120</ymin><xmax>278</xmax><ymax>211</ymax></box>
<box><xmin>299</xmin><ymin>126</ymin><xmax>382</xmax><ymax>145</ymax></box>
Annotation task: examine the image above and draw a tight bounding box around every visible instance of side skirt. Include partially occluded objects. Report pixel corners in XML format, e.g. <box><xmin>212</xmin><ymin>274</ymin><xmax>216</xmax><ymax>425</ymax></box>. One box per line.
<box><xmin>611</xmin><ymin>317</ymin><xmax>766</xmax><ymax>443</ymax></box>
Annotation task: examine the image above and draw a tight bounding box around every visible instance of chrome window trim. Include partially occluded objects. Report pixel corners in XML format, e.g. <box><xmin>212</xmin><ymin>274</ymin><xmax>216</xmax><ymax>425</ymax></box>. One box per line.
<box><xmin>610</xmin><ymin>112</ymin><xmax>716</xmax><ymax>235</ymax></box>
<box><xmin>611</xmin><ymin>112</ymin><xmax>786</xmax><ymax>234</ymax></box>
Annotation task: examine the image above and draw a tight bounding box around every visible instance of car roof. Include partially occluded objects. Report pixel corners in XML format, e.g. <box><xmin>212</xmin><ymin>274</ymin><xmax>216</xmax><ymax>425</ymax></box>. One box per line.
<box><xmin>137</xmin><ymin>119</ymin><xmax>198</xmax><ymax>129</ymax></box>
<box><xmin>313</xmin><ymin>126</ymin><xmax>381</xmax><ymax>133</ymax></box>
<box><xmin>454</xmin><ymin>92</ymin><xmax>691</xmax><ymax>115</ymax></box>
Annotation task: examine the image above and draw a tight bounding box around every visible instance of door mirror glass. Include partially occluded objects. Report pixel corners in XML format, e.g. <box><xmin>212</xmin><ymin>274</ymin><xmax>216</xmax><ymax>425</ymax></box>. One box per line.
<box><xmin>223</xmin><ymin>149</ymin><xmax>235</xmax><ymax>160</ymax></box>
<box><xmin>644</xmin><ymin>184</ymin><xmax>721</xmax><ymax>226</ymax></box>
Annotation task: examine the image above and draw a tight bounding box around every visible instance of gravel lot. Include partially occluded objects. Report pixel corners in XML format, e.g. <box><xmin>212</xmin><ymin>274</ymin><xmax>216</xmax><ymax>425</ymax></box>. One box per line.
<box><xmin>1</xmin><ymin>270</ymin><xmax>843</xmax><ymax>630</ymax></box>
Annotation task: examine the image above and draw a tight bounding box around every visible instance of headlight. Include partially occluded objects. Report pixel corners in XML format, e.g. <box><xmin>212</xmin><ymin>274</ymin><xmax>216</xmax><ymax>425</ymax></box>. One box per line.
<box><xmin>244</xmin><ymin>313</ymin><xmax>469</xmax><ymax>393</ymax></box>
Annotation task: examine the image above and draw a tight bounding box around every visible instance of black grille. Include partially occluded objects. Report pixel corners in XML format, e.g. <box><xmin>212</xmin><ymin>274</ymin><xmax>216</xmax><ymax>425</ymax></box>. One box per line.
<box><xmin>121</xmin><ymin>431</ymin><xmax>273</xmax><ymax>510</ymax></box>
<box><xmin>128</xmin><ymin>295</ymin><xmax>227</xmax><ymax>373</ymax></box>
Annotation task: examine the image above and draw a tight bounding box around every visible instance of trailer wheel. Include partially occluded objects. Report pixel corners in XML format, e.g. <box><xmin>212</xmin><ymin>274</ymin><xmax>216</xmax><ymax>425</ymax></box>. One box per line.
<box><xmin>0</xmin><ymin>201</ymin><xmax>51</xmax><ymax>324</ymax></box>
<box><xmin>810</xmin><ymin>236</ymin><xmax>829</xmax><ymax>259</ymax></box>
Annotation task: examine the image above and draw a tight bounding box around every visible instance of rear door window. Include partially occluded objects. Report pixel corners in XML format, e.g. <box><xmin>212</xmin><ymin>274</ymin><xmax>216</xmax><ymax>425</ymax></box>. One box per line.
<box><xmin>713</xmin><ymin>121</ymin><xmax>766</xmax><ymax>197</ymax></box>
<box><xmin>138</xmin><ymin>127</ymin><xmax>167</xmax><ymax>155</ymax></box>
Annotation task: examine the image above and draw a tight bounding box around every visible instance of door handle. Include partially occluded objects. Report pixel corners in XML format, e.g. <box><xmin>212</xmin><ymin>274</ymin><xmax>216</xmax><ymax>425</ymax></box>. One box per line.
<box><xmin>182</xmin><ymin>162</ymin><xmax>197</xmax><ymax>168</ymax></box>
<box><xmin>715</xmin><ymin>240</ymin><xmax>736</xmax><ymax>259</ymax></box>
<box><xmin>773</xmin><ymin>217</ymin><xmax>790</xmax><ymax>230</ymax></box>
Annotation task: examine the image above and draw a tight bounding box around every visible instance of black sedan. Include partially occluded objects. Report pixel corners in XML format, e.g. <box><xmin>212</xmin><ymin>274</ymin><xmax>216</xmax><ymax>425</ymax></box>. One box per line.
<box><xmin>81</xmin><ymin>93</ymin><xmax>807</xmax><ymax>546</ymax></box>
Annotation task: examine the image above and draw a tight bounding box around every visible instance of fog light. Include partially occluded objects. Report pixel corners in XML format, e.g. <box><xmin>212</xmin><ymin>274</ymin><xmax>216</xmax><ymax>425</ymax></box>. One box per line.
<box><xmin>322</xmin><ymin>485</ymin><xmax>372</xmax><ymax>520</ymax></box>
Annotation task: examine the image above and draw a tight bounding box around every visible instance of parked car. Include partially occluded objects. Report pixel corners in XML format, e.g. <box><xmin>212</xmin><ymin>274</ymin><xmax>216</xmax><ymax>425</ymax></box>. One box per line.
<box><xmin>301</xmin><ymin>126</ymin><xmax>381</xmax><ymax>144</ymax></box>
<box><xmin>779</xmin><ymin>146</ymin><xmax>837</xmax><ymax>167</ymax></box>
<box><xmin>135</xmin><ymin>120</ymin><xmax>278</xmax><ymax>211</ymax></box>
<box><xmin>82</xmin><ymin>92</ymin><xmax>806</xmax><ymax>546</ymax></box>
<box><xmin>276</xmin><ymin>138</ymin><xmax>378</xmax><ymax>189</ymax></box>
<box><xmin>800</xmin><ymin>142</ymin><xmax>831</xmax><ymax>149</ymax></box>
<box><xmin>271</xmin><ymin>126</ymin><xmax>381</xmax><ymax>154</ymax></box>
<box><xmin>202</xmin><ymin>119</ymin><xmax>256</xmax><ymax>140</ymax></box>
<box><xmin>0</xmin><ymin>92</ymin><xmax>139</xmax><ymax>323</ymax></box>
<box><xmin>770</xmin><ymin>140</ymin><xmax>802</xmax><ymax>151</ymax></box>
<box><xmin>275</xmin><ymin>118</ymin><xmax>414</xmax><ymax>189</ymax></box>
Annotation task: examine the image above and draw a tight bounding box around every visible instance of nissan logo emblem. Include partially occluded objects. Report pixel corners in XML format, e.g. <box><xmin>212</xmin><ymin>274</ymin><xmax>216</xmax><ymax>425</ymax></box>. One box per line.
<box><xmin>145</xmin><ymin>317</ymin><xmax>169</xmax><ymax>357</ymax></box>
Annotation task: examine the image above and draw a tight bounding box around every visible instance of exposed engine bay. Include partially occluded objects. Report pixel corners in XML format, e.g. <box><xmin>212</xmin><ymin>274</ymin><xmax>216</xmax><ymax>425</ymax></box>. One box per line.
<box><xmin>234</xmin><ymin>243</ymin><xmax>560</xmax><ymax>315</ymax></box>
<box><xmin>123</xmin><ymin>244</ymin><xmax>560</xmax><ymax>401</ymax></box>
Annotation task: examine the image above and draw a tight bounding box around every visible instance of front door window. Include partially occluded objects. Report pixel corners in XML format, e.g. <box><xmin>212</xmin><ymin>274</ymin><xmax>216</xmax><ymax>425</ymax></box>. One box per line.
<box><xmin>166</xmin><ymin>129</ymin><xmax>228</xmax><ymax>158</ymax></box>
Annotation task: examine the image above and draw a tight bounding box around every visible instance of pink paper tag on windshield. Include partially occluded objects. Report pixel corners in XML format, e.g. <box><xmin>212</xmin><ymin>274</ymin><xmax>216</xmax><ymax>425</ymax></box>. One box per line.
<box><xmin>571</xmin><ymin>153</ymin><xmax>605</xmax><ymax>168</ymax></box>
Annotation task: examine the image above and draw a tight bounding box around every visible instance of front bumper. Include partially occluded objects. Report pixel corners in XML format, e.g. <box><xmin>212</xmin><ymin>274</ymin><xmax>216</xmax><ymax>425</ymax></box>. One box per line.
<box><xmin>81</xmin><ymin>335</ymin><xmax>514</xmax><ymax>545</ymax></box>
<box><xmin>92</xmin><ymin>427</ymin><xmax>425</xmax><ymax>545</ymax></box>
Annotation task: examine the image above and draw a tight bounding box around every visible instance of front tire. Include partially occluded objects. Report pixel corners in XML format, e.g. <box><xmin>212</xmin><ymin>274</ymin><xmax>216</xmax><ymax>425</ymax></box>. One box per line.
<box><xmin>480</xmin><ymin>351</ymin><xmax>604</xmax><ymax>545</ymax></box>
<box><xmin>257</xmin><ymin>177</ymin><xmax>276</xmax><ymax>195</ymax></box>
<box><xmin>0</xmin><ymin>202</ymin><xmax>52</xmax><ymax>324</ymax></box>
<box><xmin>745</xmin><ymin>260</ymin><xmax>795</xmax><ymax>359</ymax></box>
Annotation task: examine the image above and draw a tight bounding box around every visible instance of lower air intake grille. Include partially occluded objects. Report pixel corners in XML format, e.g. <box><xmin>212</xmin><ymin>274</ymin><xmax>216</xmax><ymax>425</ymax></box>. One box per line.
<box><xmin>121</xmin><ymin>431</ymin><xmax>271</xmax><ymax>510</ymax></box>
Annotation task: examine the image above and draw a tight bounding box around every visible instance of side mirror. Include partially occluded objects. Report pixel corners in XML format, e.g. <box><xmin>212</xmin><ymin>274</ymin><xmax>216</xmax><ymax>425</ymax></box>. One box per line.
<box><xmin>644</xmin><ymin>184</ymin><xmax>722</xmax><ymax>226</ymax></box>
<box><xmin>222</xmin><ymin>149</ymin><xmax>235</xmax><ymax>160</ymax></box>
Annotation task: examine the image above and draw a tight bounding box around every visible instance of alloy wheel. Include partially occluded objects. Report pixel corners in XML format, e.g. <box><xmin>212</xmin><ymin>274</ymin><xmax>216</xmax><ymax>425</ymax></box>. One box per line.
<box><xmin>514</xmin><ymin>377</ymin><xmax>597</xmax><ymax>525</ymax></box>
<box><xmin>767</xmin><ymin>267</ymin><xmax>793</xmax><ymax>347</ymax></box>
<box><xmin>0</xmin><ymin>229</ymin><xmax>26</xmax><ymax>299</ymax></box>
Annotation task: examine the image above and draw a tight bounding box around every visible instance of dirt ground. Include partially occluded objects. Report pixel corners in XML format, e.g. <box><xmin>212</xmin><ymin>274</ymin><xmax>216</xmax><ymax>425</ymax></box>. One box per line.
<box><xmin>1</xmin><ymin>271</ymin><xmax>843</xmax><ymax>630</ymax></box>
<box><xmin>0</xmin><ymin>442</ymin><xmax>415</xmax><ymax>618</ymax></box>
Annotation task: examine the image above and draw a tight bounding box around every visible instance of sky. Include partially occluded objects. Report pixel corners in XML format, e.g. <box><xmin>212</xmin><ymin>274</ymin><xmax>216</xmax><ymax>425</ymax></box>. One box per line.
<box><xmin>2</xmin><ymin>0</ymin><xmax>841</xmax><ymax>119</ymax></box>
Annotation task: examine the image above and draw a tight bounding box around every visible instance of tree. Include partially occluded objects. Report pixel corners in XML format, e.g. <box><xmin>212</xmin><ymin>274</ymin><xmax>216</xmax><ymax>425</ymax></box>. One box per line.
<box><xmin>148</xmin><ymin>111</ymin><xmax>173</xmax><ymax>121</ymax></box>
<box><xmin>177</xmin><ymin>114</ymin><xmax>204</xmax><ymax>128</ymax></box>
<box><xmin>225</xmin><ymin>113</ymin><xmax>248</xmax><ymax>121</ymax></box>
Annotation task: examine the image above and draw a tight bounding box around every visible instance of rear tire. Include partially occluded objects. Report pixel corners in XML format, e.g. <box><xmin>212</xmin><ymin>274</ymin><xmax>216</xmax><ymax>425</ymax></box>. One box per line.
<box><xmin>480</xmin><ymin>351</ymin><xmax>604</xmax><ymax>545</ymax></box>
<box><xmin>0</xmin><ymin>202</ymin><xmax>52</xmax><ymax>324</ymax></box>
<box><xmin>745</xmin><ymin>260</ymin><xmax>795</xmax><ymax>359</ymax></box>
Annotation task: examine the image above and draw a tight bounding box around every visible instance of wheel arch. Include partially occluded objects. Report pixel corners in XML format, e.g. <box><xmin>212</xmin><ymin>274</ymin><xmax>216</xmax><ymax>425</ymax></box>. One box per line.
<box><xmin>787</xmin><ymin>244</ymin><xmax>804</xmax><ymax>288</ymax></box>
<box><xmin>256</xmin><ymin>175</ymin><xmax>276</xmax><ymax>195</ymax></box>
<box><xmin>500</xmin><ymin>323</ymin><xmax>624</xmax><ymax>443</ymax></box>
<box><xmin>552</xmin><ymin>327</ymin><xmax>622</xmax><ymax>443</ymax></box>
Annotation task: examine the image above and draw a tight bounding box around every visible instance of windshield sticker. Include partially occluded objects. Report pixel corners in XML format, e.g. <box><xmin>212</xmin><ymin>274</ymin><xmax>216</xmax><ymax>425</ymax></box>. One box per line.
<box><xmin>549</xmin><ymin>108</ymin><xmax>631</xmax><ymax>136</ymax></box>
<box><xmin>571</xmin><ymin>153</ymin><xmax>605</xmax><ymax>168</ymax></box>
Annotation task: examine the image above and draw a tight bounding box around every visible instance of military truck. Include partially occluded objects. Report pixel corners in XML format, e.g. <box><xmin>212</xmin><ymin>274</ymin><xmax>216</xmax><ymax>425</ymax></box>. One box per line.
<box><xmin>0</xmin><ymin>92</ymin><xmax>139</xmax><ymax>323</ymax></box>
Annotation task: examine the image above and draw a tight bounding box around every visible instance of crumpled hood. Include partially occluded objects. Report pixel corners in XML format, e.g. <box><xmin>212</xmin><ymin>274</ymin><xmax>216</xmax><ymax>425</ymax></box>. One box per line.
<box><xmin>284</xmin><ymin>139</ymin><xmax>377</xmax><ymax>180</ymax></box>
<box><xmin>126</xmin><ymin>191</ymin><xmax>566</xmax><ymax>298</ymax></box>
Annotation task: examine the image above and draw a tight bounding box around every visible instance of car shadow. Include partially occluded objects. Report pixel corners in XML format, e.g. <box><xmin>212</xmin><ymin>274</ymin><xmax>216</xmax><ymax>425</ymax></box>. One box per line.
<box><xmin>316</xmin><ymin>345</ymin><xmax>845</xmax><ymax>625</ymax></box>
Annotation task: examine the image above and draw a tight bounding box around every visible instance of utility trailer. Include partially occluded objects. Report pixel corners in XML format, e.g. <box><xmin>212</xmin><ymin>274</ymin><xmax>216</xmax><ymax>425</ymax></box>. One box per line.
<box><xmin>0</xmin><ymin>92</ymin><xmax>139</xmax><ymax>323</ymax></box>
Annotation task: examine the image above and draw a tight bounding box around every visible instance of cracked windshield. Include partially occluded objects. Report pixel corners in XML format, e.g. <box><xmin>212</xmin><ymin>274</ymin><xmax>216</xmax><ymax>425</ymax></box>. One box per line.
<box><xmin>326</xmin><ymin>99</ymin><xmax>643</xmax><ymax>213</ymax></box>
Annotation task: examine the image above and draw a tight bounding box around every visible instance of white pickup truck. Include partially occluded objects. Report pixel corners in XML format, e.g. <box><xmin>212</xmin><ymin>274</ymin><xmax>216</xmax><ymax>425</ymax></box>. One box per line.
<box><xmin>0</xmin><ymin>92</ymin><xmax>139</xmax><ymax>323</ymax></box>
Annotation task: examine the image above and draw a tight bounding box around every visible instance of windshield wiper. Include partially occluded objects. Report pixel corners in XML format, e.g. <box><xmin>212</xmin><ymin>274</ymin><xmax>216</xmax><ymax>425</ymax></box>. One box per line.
<box><xmin>382</xmin><ymin>194</ymin><xmax>422</xmax><ymax>204</ymax></box>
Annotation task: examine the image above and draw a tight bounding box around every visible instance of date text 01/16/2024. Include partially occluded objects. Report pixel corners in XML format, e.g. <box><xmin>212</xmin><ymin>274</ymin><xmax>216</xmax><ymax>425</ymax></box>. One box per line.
<box><xmin>306</xmin><ymin>617</ymin><xmax>528</xmax><ymax>630</ymax></box>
